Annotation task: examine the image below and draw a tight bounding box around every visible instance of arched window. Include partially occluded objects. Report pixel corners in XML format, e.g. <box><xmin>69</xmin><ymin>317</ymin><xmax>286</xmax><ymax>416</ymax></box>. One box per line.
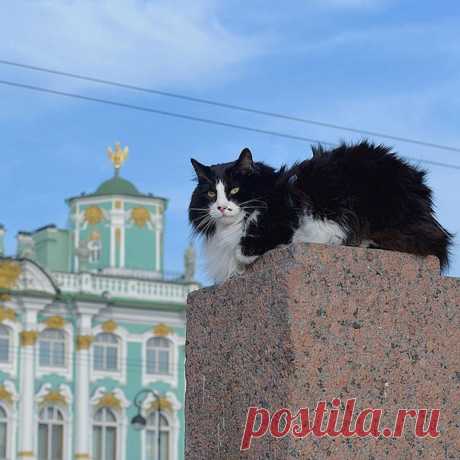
<box><xmin>93</xmin><ymin>407</ymin><xmax>117</xmax><ymax>460</ymax></box>
<box><xmin>0</xmin><ymin>326</ymin><xmax>10</xmax><ymax>363</ymax></box>
<box><xmin>146</xmin><ymin>337</ymin><xmax>172</xmax><ymax>375</ymax></box>
<box><xmin>38</xmin><ymin>406</ymin><xmax>64</xmax><ymax>460</ymax></box>
<box><xmin>0</xmin><ymin>406</ymin><xmax>7</xmax><ymax>460</ymax></box>
<box><xmin>39</xmin><ymin>329</ymin><xmax>66</xmax><ymax>368</ymax></box>
<box><xmin>145</xmin><ymin>412</ymin><xmax>170</xmax><ymax>460</ymax></box>
<box><xmin>94</xmin><ymin>333</ymin><xmax>119</xmax><ymax>372</ymax></box>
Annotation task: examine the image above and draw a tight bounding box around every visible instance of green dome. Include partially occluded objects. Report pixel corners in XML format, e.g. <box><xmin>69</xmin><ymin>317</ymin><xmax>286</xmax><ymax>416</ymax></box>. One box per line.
<box><xmin>95</xmin><ymin>176</ymin><xmax>141</xmax><ymax>196</ymax></box>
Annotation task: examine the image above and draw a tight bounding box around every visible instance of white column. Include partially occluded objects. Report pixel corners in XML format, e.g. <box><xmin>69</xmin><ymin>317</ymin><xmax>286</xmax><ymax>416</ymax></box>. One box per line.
<box><xmin>18</xmin><ymin>306</ymin><xmax>39</xmax><ymax>460</ymax></box>
<box><xmin>75</xmin><ymin>311</ymin><xmax>93</xmax><ymax>460</ymax></box>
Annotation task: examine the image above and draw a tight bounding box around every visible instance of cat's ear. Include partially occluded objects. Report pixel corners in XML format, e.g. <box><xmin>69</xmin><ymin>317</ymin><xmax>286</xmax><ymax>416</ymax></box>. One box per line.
<box><xmin>234</xmin><ymin>148</ymin><xmax>254</xmax><ymax>174</ymax></box>
<box><xmin>191</xmin><ymin>158</ymin><xmax>212</xmax><ymax>182</ymax></box>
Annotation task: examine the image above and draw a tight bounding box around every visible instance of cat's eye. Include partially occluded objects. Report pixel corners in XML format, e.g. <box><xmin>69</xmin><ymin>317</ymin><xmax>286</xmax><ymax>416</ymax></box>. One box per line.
<box><xmin>207</xmin><ymin>191</ymin><xmax>216</xmax><ymax>198</ymax></box>
<box><xmin>230</xmin><ymin>187</ymin><xmax>240</xmax><ymax>195</ymax></box>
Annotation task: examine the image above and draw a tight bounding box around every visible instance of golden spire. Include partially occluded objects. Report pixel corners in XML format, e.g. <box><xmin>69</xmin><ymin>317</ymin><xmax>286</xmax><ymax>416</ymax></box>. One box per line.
<box><xmin>107</xmin><ymin>142</ymin><xmax>129</xmax><ymax>176</ymax></box>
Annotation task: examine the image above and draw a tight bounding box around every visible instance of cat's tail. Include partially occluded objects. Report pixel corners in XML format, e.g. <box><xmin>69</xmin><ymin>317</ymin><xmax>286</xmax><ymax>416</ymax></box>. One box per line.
<box><xmin>370</xmin><ymin>218</ymin><xmax>453</xmax><ymax>271</ymax></box>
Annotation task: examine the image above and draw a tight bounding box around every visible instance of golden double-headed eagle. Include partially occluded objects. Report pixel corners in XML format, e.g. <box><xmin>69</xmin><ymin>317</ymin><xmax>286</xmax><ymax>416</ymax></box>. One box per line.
<box><xmin>107</xmin><ymin>142</ymin><xmax>129</xmax><ymax>170</ymax></box>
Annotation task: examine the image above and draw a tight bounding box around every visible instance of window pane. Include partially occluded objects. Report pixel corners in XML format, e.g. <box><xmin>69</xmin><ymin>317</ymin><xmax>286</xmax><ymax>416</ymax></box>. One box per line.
<box><xmin>0</xmin><ymin>421</ymin><xmax>6</xmax><ymax>458</ymax></box>
<box><xmin>94</xmin><ymin>346</ymin><xmax>104</xmax><ymax>370</ymax></box>
<box><xmin>146</xmin><ymin>349</ymin><xmax>156</xmax><ymax>374</ymax></box>
<box><xmin>105</xmin><ymin>427</ymin><xmax>117</xmax><ymax>460</ymax></box>
<box><xmin>52</xmin><ymin>342</ymin><xmax>65</xmax><ymax>367</ymax></box>
<box><xmin>0</xmin><ymin>338</ymin><xmax>9</xmax><ymax>363</ymax></box>
<box><xmin>93</xmin><ymin>426</ymin><xmax>102</xmax><ymax>460</ymax></box>
<box><xmin>106</xmin><ymin>347</ymin><xmax>118</xmax><ymax>371</ymax></box>
<box><xmin>146</xmin><ymin>431</ymin><xmax>156</xmax><ymax>460</ymax></box>
<box><xmin>38</xmin><ymin>423</ymin><xmax>48</xmax><ymax>460</ymax></box>
<box><xmin>40</xmin><ymin>341</ymin><xmax>51</xmax><ymax>366</ymax></box>
<box><xmin>158</xmin><ymin>350</ymin><xmax>170</xmax><ymax>374</ymax></box>
<box><xmin>51</xmin><ymin>424</ymin><xmax>64</xmax><ymax>460</ymax></box>
<box><xmin>160</xmin><ymin>431</ymin><xmax>169</xmax><ymax>460</ymax></box>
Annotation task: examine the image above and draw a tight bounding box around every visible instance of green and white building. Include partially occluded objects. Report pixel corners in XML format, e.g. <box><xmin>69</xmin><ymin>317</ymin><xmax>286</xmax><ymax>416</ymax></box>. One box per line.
<box><xmin>0</xmin><ymin>144</ymin><xmax>198</xmax><ymax>460</ymax></box>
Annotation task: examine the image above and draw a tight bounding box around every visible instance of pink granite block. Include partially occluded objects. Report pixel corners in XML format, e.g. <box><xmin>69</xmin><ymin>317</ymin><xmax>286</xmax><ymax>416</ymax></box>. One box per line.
<box><xmin>186</xmin><ymin>243</ymin><xmax>460</xmax><ymax>459</ymax></box>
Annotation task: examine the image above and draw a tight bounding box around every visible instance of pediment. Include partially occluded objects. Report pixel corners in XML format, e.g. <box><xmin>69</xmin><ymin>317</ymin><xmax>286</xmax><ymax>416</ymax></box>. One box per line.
<box><xmin>0</xmin><ymin>258</ymin><xmax>58</xmax><ymax>296</ymax></box>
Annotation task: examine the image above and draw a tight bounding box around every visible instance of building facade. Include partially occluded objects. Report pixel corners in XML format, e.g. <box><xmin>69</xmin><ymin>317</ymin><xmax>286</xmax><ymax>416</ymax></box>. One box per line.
<box><xmin>0</xmin><ymin>144</ymin><xmax>198</xmax><ymax>460</ymax></box>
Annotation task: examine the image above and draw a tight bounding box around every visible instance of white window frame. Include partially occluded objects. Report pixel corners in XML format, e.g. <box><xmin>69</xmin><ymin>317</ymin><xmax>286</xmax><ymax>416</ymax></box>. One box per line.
<box><xmin>146</xmin><ymin>337</ymin><xmax>173</xmax><ymax>376</ymax></box>
<box><xmin>0</xmin><ymin>398</ymin><xmax>16</xmax><ymax>460</ymax></box>
<box><xmin>0</xmin><ymin>320</ymin><xmax>19</xmax><ymax>378</ymax></box>
<box><xmin>90</xmin><ymin>387</ymin><xmax>130</xmax><ymax>460</ymax></box>
<box><xmin>141</xmin><ymin>331</ymin><xmax>182</xmax><ymax>388</ymax></box>
<box><xmin>92</xmin><ymin>407</ymin><xmax>118</xmax><ymax>460</ymax></box>
<box><xmin>36</xmin><ymin>323</ymin><xmax>73</xmax><ymax>381</ymax></box>
<box><xmin>140</xmin><ymin>392</ymin><xmax>181</xmax><ymax>460</ymax></box>
<box><xmin>90</xmin><ymin>325</ymin><xmax>127</xmax><ymax>385</ymax></box>
<box><xmin>36</xmin><ymin>405</ymin><xmax>67</xmax><ymax>460</ymax></box>
<box><xmin>88</xmin><ymin>239</ymin><xmax>102</xmax><ymax>264</ymax></box>
<box><xmin>144</xmin><ymin>411</ymin><xmax>172</xmax><ymax>460</ymax></box>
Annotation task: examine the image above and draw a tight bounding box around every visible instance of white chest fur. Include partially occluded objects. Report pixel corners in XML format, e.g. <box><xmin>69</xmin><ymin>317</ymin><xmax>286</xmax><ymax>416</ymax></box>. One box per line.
<box><xmin>203</xmin><ymin>220</ymin><xmax>245</xmax><ymax>284</ymax></box>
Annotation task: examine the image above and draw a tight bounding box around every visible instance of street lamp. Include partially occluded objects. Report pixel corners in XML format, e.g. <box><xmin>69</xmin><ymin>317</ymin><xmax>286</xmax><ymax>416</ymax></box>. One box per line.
<box><xmin>131</xmin><ymin>389</ymin><xmax>162</xmax><ymax>459</ymax></box>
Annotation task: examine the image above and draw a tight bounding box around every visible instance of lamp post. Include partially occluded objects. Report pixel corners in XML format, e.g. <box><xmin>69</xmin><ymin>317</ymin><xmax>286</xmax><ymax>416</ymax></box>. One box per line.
<box><xmin>131</xmin><ymin>389</ymin><xmax>162</xmax><ymax>459</ymax></box>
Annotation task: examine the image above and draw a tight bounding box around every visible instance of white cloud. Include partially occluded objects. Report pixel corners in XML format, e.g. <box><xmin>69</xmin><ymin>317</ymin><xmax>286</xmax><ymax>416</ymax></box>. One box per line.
<box><xmin>0</xmin><ymin>0</ymin><xmax>263</xmax><ymax>89</ymax></box>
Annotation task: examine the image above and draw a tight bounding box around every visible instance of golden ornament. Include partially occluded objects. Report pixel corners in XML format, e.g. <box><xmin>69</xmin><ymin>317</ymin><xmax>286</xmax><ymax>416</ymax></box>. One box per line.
<box><xmin>0</xmin><ymin>385</ymin><xmax>13</xmax><ymax>404</ymax></box>
<box><xmin>84</xmin><ymin>206</ymin><xmax>104</xmax><ymax>225</ymax></box>
<box><xmin>107</xmin><ymin>142</ymin><xmax>129</xmax><ymax>170</ymax></box>
<box><xmin>0</xmin><ymin>307</ymin><xmax>16</xmax><ymax>322</ymax></box>
<box><xmin>149</xmin><ymin>397</ymin><xmax>172</xmax><ymax>412</ymax></box>
<box><xmin>76</xmin><ymin>335</ymin><xmax>94</xmax><ymax>350</ymax></box>
<box><xmin>0</xmin><ymin>260</ymin><xmax>21</xmax><ymax>301</ymax></box>
<box><xmin>97</xmin><ymin>392</ymin><xmax>122</xmax><ymax>410</ymax></box>
<box><xmin>153</xmin><ymin>323</ymin><xmax>172</xmax><ymax>337</ymax></box>
<box><xmin>20</xmin><ymin>330</ymin><xmax>39</xmax><ymax>347</ymax></box>
<box><xmin>42</xmin><ymin>390</ymin><xmax>67</xmax><ymax>406</ymax></box>
<box><xmin>131</xmin><ymin>207</ymin><xmax>150</xmax><ymax>228</ymax></box>
<box><xmin>45</xmin><ymin>315</ymin><xmax>65</xmax><ymax>329</ymax></box>
<box><xmin>102</xmin><ymin>320</ymin><xmax>118</xmax><ymax>333</ymax></box>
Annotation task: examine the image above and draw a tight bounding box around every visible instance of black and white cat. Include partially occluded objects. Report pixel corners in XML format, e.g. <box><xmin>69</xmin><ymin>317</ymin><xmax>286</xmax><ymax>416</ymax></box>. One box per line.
<box><xmin>189</xmin><ymin>142</ymin><xmax>452</xmax><ymax>284</ymax></box>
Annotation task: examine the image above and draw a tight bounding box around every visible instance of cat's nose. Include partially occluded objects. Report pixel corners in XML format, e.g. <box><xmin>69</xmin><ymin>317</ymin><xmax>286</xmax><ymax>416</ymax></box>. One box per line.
<box><xmin>217</xmin><ymin>205</ymin><xmax>228</xmax><ymax>213</ymax></box>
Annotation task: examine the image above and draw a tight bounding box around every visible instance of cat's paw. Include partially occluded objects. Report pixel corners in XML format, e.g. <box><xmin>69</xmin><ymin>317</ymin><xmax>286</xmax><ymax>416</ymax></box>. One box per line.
<box><xmin>235</xmin><ymin>245</ymin><xmax>258</xmax><ymax>265</ymax></box>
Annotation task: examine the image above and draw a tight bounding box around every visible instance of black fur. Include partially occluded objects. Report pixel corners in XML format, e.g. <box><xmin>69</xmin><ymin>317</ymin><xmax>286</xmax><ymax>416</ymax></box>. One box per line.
<box><xmin>189</xmin><ymin>142</ymin><xmax>452</xmax><ymax>270</ymax></box>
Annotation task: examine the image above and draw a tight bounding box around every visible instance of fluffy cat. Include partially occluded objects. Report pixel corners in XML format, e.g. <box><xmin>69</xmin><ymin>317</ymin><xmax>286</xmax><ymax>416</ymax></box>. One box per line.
<box><xmin>188</xmin><ymin>142</ymin><xmax>452</xmax><ymax>284</ymax></box>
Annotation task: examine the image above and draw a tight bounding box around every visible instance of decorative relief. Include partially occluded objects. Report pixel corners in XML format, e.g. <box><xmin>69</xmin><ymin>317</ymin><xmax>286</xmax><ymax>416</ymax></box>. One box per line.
<box><xmin>0</xmin><ymin>307</ymin><xmax>16</xmax><ymax>322</ymax></box>
<box><xmin>0</xmin><ymin>260</ymin><xmax>21</xmax><ymax>301</ymax></box>
<box><xmin>76</xmin><ymin>335</ymin><xmax>94</xmax><ymax>350</ymax></box>
<box><xmin>153</xmin><ymin>323</ymin><xmax>172</xmax><ymax>337</ymax></box>
<box><xmin>114</xmin><ymin>200</ymin><xmax>123</xmax><ymax>209</ymax></box>
<box><xmin>36</xmin><ymin>383</ymin><xmax>72</xmax><ymax>407</ymax></box>
<box><xmin>149</xmin><ymin>397</ymin><xmax>173</xmax><ymax>412</ymax></box>
<box><xmin>45</xmin><ymin>315</ymin><xmax>65</xmax><ymax>329</ymax></box>
<box><xmin>97</xmin><ymin>392</ymin><xmax>122</xmax><ymax>410</ymax></box>
<box><xmin>0</xmin><ymin>383</ymin><xmax>14</xmax><ymax>404</ymax></box>
<box><xmin>102</xmin><ymin>320</ymin><xmax>118</xmax><ymax>333</ymax></box>
<box><xmin>131</xmin><ymin>207</ymin><xmax>150</xmax><ymax>228</ymax></box>
<box><xmin>20</xmin><ymin>330</ymin><xmax>39</xmax><ymax>347</ymax></box>
<box><xmin>84</xmin><ymin>206</ymin><xmax>104</xmax><ymax>225</ymax></box>
<box><xmin>141</xmin><ymin>391</ymin><xmax>181</xmax><ymax>413</ymax></box>
<box><xmin>91</xmin><ymin>387</ymin><xmax>130</xmax><ymax>411</ymax></box>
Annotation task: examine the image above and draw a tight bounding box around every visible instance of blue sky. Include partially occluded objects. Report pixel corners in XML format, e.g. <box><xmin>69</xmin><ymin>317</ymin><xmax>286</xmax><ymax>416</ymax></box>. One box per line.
<box><xmin>1</xmin><ymin>0</ymin><xmax>459</xmax><ymax>284</ymax></box>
